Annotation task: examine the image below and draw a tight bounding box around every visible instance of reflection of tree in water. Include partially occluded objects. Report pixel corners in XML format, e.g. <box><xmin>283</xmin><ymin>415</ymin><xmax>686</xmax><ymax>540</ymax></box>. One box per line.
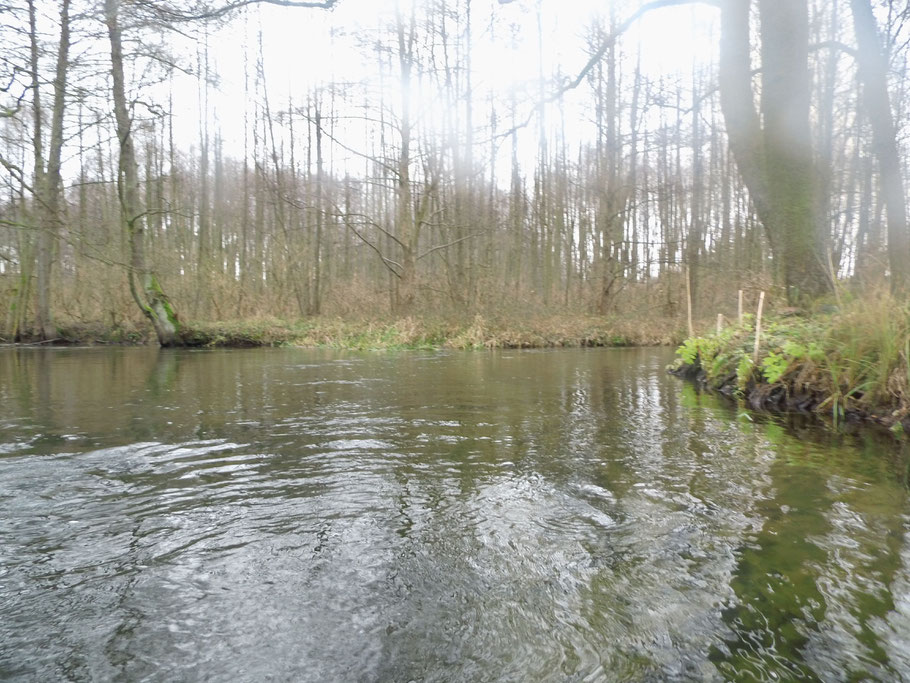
<box><xmin>3</xmin><ymin>347</ymin><xmax>909</xmax><ymax>680</ymax></box>
<box><xmin>711</xmin><ymin>424</ymin><xmax>907</xmax><ymax>681</ymax></box>
<box><xmin>572</xmin><ymin>374</ymin><xmax>774</xmax><ymax>679</ymax></box>
<box><xmin>371</xmin><ymin>350</ymin><xmax>625</xmax><ymax>680</ymax></box>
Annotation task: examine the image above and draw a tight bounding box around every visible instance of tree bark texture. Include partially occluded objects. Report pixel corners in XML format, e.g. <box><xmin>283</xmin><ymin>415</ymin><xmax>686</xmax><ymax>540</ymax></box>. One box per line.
<box><xmin>719</xmin><ymin>0</ymin><xmax>830</xmax><ymax>304</ymax></box>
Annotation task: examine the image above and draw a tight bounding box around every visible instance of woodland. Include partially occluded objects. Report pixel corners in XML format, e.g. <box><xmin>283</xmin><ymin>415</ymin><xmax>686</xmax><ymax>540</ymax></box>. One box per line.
<box><xmin>0</xmin><ymin>0</ymin><xmax>909</xmax><ymax>351</ymax></box>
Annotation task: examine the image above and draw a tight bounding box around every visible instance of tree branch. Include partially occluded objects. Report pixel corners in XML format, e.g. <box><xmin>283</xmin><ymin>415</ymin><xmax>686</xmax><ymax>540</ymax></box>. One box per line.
<box><xmin>0</xmin><ymin>154</ymin><xmax>34</xmax><ymax>195</ymax></box>
<box><xmin>143</xmin><ymin>0</ymin><xmax>339</xmax><ymax>22</ymax></box>
<box><xmin>0</xmin><ymin>218</ymin><xmax>36</xmax><ymax>231</ymax></box>
<box><xmin>345</xmin><ymin>223</ymin><xmax>403</xmax><ymax>278</ymax></box>
<box><xmin>811</xmin><ymin>40</ymin><xmax>858</xmax><ymax>59</ymax></box>
<box><xmin>498</xmin><ymin>0</ymin><xmax>721</xmax><ymax>138</ymax></box>
<box><xmin>417</xmin><ymin>233</ymin><xmax>484</xmax><ymax>261</ymax></box>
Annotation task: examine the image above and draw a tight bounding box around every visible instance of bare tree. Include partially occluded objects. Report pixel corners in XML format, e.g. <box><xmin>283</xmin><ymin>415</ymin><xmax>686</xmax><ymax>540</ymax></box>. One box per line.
<box><xmin>105</xmin><ymin>0</ymin><xmax>179</xmax><ymax>345</ymax></box>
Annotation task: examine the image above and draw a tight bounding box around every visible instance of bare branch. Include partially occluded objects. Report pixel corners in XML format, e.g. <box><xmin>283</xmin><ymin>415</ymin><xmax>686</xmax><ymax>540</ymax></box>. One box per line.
<box><xmin>346</xmin><ymin>223</ymin><xmax>403</xmax><ymax>278</ymax></box>
<box><xmin>811</xmin><ymin>40</ymin><xmax>858</xmax><ymax>59</ymax></box>
<box><xmin>139</xmin><ymin>0</ymin><xmax>339</xmax><ymax>22</ymax></box>
<box><xmin>497</xmin><ymin>0</ymin><xmax>721</xmax><ymax>138</ymax></box>
<box><xmin>295</xmin><ymin>115</ymin><xmax>400</xmax><ymax>176</ymax></box>
<box><xmin>1</xmin><ymin>78</ymin><xmax>30</xmax><ymax>118</ymax></box>
<box><xmin>0</xmin><ymin>218</ymin><xmax>36</xmax><ymax>231</ymax></box>
<box><xmin>417</xmin><ymin>233</ymin><xmax>484</xmax><ymax>261</ymax></box>
<box><xmin>331</xmin><ymin>210</ymin><xmax>407</xmax><ymax>250</ymax></box>
<box><xmin>0</xmin><ymin>154</ymin><xmax>34</xmax><ymax>195</ymax></box>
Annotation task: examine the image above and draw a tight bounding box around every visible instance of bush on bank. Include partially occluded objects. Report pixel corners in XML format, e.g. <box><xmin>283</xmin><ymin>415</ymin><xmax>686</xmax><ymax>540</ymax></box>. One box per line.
<box><xmin>669</xmin><ymin>294</ymin><xmax>910</xmax><ymax>433</ymax></box>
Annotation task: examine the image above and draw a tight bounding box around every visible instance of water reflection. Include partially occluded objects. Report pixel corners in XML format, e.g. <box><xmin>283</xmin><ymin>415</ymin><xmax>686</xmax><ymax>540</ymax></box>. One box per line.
<box><xmin>0</xmin><ymin>347</ymin><xmax>907</xmax><ymax>681</ymax></box>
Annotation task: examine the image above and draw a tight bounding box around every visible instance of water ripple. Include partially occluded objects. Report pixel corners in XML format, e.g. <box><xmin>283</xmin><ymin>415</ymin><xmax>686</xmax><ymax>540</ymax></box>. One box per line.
<box><xmin>0</xmin><ymin>347</ymin><xmax>907</xmax><ymax>682</ymax></box>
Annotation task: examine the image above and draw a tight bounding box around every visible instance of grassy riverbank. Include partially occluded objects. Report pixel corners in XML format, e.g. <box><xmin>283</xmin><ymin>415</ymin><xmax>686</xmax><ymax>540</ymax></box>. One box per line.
<box><xmin>5</xmin><ymin>313</ymin><xmax>684</xmax><ymax>350</ymax></box>
<box><xmin>669</xmin><ymin>294</ymin><xmax>910</xmax><ymax>434</ymax></box>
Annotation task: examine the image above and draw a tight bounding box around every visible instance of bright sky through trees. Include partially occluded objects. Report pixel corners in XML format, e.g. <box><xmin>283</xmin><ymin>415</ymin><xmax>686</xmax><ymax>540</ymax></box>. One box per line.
<box><xmin>5</xmin><ymin>0</ymin><xmax>907</xmax><ymax>341</ymax></box>
<box><xmin>165</xmin><ymin>0</ymin><xmax>718</xmax><ymax>175</ymax></box>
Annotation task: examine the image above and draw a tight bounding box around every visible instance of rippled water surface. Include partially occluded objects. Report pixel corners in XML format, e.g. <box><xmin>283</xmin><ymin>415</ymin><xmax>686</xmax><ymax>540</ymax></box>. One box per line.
<box><xmin>1</xmin><ymin>347</ymin><xmax>909</xmax><ymax>681</ymax></box>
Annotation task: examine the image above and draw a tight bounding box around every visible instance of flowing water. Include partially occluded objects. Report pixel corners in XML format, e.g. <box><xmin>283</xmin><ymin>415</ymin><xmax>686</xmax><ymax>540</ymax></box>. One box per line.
<box><xmin>1</xmin><ymin>346</ymin><xmax>909</xmax><ymax>682</ymax></box>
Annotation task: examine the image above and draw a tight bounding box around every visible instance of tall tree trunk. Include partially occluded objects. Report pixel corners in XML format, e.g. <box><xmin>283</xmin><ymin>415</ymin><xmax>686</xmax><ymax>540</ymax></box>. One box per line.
<box><xmin>27</xmin><ymin>0</ymin><xmax>71</xmax><ymax>341</ymax></box>
<box><xmin>27</xmin><ymin>1</ymin><xmax>48</xmax><ymax>339</ymax></box>
<box><xmin>598</xmin><ymin>14</ymin><xmax>619</xmax><ymax>315</ymax></box>
<box><xmin>758</xmin><ymin>0</ymin><xmax>828</xmax><ymax>302</ymax></box>
<box><xmin>687</xmin><ymin>78</ymin><xmax>703</xmax><ymax>320</ymax></box>
<box><xmin>718</xmin><ymin>0</ymin><xmax>771</xmax><ymax>233</ymax></box>
<box><xmin>394</xmin><ymin>8</ymin><xmax>418</xmax><ymax>313</ymax></box>
<box><xmin>719</xmin><ymin>0</ymin><xmax>829</xmax><ymax>304</ymax></box>
<box><xmin>311</xmin><ymin>97</ymin><xmax>324</xmax><ymax>315</ymax></box>
<box><xmin>850</xmin><ymin>0</ymin><xmax>910</xmax><ymax>292</ymax></box>
<box><xmin>105</xmin><ymin>0</ymin><xmax>179</xmax><ymax>346</ymax></box>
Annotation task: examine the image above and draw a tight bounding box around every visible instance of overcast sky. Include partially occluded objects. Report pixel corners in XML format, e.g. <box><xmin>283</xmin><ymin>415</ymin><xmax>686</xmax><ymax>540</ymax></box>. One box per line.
<box><xmin>158</xmin><ymin>0</ymin><xmax>718</xmax><ymax>177</ymax></box>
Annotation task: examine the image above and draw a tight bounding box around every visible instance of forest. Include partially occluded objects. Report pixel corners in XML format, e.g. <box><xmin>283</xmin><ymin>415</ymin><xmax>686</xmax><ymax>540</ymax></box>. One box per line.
<box><xmin>0</xmin><ymin>0</ymin><xmax>908</xmax><ymax>350</ymax></box>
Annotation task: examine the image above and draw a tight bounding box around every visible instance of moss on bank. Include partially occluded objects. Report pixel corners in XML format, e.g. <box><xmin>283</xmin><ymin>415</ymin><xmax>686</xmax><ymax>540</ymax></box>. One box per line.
<box><xmin>3</xmin><ymin>314</ymin><xmax>684</xmax><ymax>350</ymax></box>
<box><xmin>669</xmin><ymin>295</ymin><xmax>910</xmax><ymax>434</ymax></box>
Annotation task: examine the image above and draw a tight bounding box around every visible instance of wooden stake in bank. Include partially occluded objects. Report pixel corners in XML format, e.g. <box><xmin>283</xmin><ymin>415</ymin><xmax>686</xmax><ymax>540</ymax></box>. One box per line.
<box><xmin>753</xmin><ymin>291</ymin><xmax>765</xmax><ymax>363</ymax></box>
<box><xmin>686</xmin><ymin>267</ymin><xmax>694</xmax><ymax>338</ymax></box>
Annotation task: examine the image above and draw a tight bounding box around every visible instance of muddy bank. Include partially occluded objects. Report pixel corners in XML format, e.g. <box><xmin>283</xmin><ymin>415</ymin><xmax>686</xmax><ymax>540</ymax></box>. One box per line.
<box><xmin>671</xmin><ymin>360</ymin><xmax>910</xmax><ymax>434</ymax></box>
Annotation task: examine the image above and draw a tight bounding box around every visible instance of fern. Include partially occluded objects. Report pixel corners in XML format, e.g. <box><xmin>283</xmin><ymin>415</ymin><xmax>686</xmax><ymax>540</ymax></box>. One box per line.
<box><xmin>762</xmin><ymin>351</ymin><xmax>789</xmax><ymax>384</ymax></box>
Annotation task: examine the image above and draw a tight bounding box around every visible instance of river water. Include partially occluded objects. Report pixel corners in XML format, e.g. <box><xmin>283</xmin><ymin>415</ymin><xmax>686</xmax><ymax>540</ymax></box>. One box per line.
<box><xmin>0</xmin><ymin>347</ymin><xmax>908</xmax><ymax>681</ymax></box>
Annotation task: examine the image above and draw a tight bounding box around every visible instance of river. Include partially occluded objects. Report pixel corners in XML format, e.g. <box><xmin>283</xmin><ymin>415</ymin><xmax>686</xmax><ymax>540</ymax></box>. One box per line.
<box><xmin>1</xmin><ymin>347</ymin><xmax>908</xmax><ymax>681</ymax></box>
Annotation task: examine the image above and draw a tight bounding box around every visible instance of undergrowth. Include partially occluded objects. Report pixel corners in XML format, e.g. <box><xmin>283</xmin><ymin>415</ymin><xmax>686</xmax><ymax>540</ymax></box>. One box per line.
<box><xmin>174</xmin><ymin>313</ymin><xmax>682</xmax><ymax>351</ymax></box>
<box><xmin>671</xmin><ymin>293</ymin><xmax>910</xmax><ymax>430</ymax></box>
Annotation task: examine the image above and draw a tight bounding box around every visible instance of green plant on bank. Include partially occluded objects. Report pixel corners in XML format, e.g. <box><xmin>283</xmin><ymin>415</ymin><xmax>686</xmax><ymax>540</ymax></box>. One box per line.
<box><xmin>760</xmin><ymin>340</ymin><xmax>824</xmax><ymax>383</ymax></box>
<box><xmin>673</xmin><ymin>292</ymin><xmax>910</xmax><ymax>426</ymax></box>
<box><xmin>820</xmin><ymin>295</ymin><xmax>909</xmax><ymax>416</ymax></box>
<box><xmin>761</xmin><ymin>351</ymin><xmax>789</xmax><ymax>384</ymax></box>
<box><xmin>673</xmin><ymin>318</ymin><xmax>756</xmax><ymax>389</ymax></box>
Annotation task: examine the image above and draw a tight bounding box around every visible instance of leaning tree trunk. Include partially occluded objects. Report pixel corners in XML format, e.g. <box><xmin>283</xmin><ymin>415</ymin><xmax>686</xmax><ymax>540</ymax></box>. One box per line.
<box><xmin>850</xmin><ymin>0</ymin><xmax>910</xmax><ymax>293</ymax></box>
<box><xmin>105</xmin><ymin>0</ymin><xmax>179</xmax><ymax>346</ymax></box>
<box><xmin>718</xmin><ymin>0</ymin><xmax>773</xmax><ymax>239</ymax></box>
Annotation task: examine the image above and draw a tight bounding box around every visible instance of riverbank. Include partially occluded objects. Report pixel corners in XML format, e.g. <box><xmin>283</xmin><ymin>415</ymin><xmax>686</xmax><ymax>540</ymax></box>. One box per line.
<box><xmin>669</xmin><ymin>295</ymin><xmax>910</xmax><ymax>435</ymax></box>
<box><xmin>2</xmin><ymin>313</ymin><xmax>684</xmax><ymax>350</ymax></box>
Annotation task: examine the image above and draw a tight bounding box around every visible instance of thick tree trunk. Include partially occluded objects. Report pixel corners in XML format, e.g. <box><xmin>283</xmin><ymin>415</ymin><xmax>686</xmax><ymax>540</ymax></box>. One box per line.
<box><xmin>850</xmin><ymin>0</ymin><xmax>910</xmax><ymax>293</ymax></box>
<box><xmin>25</xmin><ymin>0</ymin><xmax>71</xmax><ymax>341</ymax></box>
<box><xmin>719</xmin><ymin>0</ymin><xmax>829</xmax><ymax>304</ymax></box>
<box><xmin>758</xmin><ymin>0</ymin><xmax>828</xmax><ymax>302</ymax></box>
<box><xmin>42</xmin><ymin>0</ymin><xmax>70</xmax><ymax>339</ymax></box>
<box><xmin>105</xmin><ymin>0</ymin><xmax>179</xmax><ymax>346</ymax></box>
